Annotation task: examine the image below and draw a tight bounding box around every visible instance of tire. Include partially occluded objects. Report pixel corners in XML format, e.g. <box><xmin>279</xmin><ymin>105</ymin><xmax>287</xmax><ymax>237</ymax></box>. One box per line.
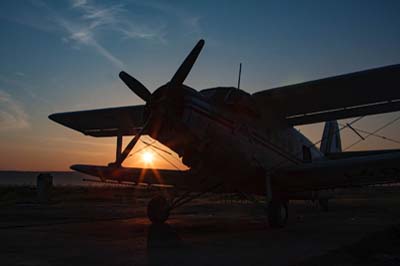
<box><xmin>147</xmin><ymin>195</ymin><xmax>170</xmax><ymax>224</ymax></box>
<box><xmin>267</xmin><ymin>200</ymin><xmax>288</xmax><ymax>228</ymax></box>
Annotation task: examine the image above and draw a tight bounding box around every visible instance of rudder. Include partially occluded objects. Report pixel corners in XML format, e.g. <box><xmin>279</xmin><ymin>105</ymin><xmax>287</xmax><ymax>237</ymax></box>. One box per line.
<box><xmin>320</xmin><ymin>120</ymin><xmax>342</xmax><ymax>154</ymax></box>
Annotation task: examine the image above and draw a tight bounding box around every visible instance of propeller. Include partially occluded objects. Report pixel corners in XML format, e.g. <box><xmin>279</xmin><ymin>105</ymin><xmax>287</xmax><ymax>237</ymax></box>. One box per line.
<box><xmin>119</xmin><ymin>71</ymin><xmax>151</xmax><ymax>102</ymax></box>
<box><xmin>113</xmin><ymin>39</ymin><xmax>205</xmax><ymax>166</ymax></box>
<box><xmin>169</xmin><ymin>39</ymin><xmax>205</xmax><ymax>87</ymax></box>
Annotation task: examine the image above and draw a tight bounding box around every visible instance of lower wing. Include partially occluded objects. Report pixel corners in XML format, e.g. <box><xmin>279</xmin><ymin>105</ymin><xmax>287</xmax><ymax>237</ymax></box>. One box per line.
<box><xmin>273</xmin><ymin>151</ymin><xmax>400</xmax><ymax>192</ymax></box>
<box><xmin>71</xmin><ymin>164</ymin><xmax>191</xmax><ymax>188</ymax></box>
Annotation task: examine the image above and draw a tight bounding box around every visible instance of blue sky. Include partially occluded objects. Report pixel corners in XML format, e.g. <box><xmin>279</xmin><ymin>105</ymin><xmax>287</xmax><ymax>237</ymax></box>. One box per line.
<box><xmin>0</xmin><ymin>0</ymin><xmax>400</xmax><ymax>170</ymax></box>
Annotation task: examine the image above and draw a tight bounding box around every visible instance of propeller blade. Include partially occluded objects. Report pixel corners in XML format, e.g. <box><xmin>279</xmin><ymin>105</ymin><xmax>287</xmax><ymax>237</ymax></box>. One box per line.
<box><xmin>170</xmin><ymin>39</ymin><xmax>205</xmax><ymax>86</ymax></box>
<box><xmin>119</xmin><ymin>71</ymin><xmax>151</xmax><ymax>102</ymax></box>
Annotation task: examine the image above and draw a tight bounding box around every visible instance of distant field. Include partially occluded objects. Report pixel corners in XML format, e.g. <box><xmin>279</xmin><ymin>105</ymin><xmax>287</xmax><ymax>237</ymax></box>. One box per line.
<box><xmin>1</xmin><ymin>178</ymin><xmax>400</xmax><ymax>206</ymax></box>
<box><xmin>0</xmin><ymin>171</ymin><xmax>94</xmax><ymax>186</ymax></box>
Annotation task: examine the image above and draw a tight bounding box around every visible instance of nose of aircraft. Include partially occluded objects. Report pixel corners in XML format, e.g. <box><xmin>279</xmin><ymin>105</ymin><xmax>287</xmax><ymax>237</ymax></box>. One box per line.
<box><xmin>112</xmin><ymin>40</ymin><xmax>205</xmax><ymax>166</ymax></box>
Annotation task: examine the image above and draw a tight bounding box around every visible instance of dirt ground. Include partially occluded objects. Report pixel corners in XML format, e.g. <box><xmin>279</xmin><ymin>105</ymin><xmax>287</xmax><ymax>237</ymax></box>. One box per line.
<box><xmin>1</xmin><ymin>186</ymin><xmax>400</xmax><ymax>266</ymax></box>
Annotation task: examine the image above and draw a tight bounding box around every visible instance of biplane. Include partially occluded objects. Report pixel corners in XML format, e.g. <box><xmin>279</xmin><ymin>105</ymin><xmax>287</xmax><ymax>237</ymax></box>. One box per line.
<box><xmin>49</xmin><ymin>39</ymin><xmax>400</xmax><ymax>227</ymax></box>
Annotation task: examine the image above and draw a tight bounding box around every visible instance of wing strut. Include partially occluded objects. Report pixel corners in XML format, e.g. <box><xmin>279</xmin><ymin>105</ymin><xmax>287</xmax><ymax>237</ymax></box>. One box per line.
<box><xmin>116</xmin><ymin>133</ymin><xmax>123</xmax><ymax>162</ymax></box>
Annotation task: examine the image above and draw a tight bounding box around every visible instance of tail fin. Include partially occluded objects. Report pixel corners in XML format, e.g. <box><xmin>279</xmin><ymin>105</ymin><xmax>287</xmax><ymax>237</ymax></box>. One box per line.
<box><xmin>320</xmin><ymin>120</ymin><xmax>342</xmax><ymax>154</ymax></box>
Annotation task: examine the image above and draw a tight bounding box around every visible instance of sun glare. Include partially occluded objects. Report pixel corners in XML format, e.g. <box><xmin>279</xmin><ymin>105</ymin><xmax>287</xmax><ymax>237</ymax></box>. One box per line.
<box><xmin>142</xmin><ymin>151</ymin><xmax>154</xmax><ymax>164</ymax></box>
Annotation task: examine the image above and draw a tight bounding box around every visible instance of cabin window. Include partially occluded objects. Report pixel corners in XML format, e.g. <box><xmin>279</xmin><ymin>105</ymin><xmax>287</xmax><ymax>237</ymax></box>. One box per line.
<box><xmin>302</xmin><ymin>145</ymin><xmax>312</xmax><ymax>162</ymax></box>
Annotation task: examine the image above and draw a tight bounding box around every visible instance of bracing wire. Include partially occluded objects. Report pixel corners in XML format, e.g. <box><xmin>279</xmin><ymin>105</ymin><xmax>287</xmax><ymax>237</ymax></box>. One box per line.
<box><xmin>141</xmin><ymin>139</ymin><xmax>172</xmax><ymax>155</ymax></box>
<box><xmin>344</xmin><ymin>115</ymin><xmax>400</xmax><ymax>150</ymax></box>
<box><xmin>310</xmin><ymin>116</ymin><xmax>364</xmax><ymax>148</ymax></box>
<box><xmin>265</xmin><ymin>116</ymin><xmax>365</xmax><ymax>175</ymax></box>
<box><xmin>339</xmin><ymin>124</ymin><xmax>400</xmax><ymax>145</ymax></box>
<box><xmin>127</xmin><ymin>136</ymin><xmax>156</xmax><ymax>158</ymax></box>
<box><xmin>140</xmin><ymin>135</ymin><xmax>184</xmax><ymax>171</ymax></box>
<box><xmin>149</xmin><ymin>146</ymin><xmax>183</xmax><ymax>171</ymax></box>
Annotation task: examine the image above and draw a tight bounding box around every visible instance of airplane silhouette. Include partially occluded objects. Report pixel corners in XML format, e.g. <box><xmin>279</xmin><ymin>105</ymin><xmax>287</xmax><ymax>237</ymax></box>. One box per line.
<box><xmin>49</xmin><ymin>39</ymin><xmax>400</xmax><ymax>228</ymax></box>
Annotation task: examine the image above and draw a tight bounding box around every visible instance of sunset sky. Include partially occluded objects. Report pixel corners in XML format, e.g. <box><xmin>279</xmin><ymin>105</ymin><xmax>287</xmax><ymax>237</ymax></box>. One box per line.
<box><xmin>1</xmin><ymin>0</ymin><xmax>400</xmax><ymax>171</ymax></box>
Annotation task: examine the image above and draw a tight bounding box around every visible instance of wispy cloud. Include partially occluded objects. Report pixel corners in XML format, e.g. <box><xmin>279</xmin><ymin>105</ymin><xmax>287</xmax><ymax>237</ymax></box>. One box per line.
<box><xmin>0</xmin><ymin>90</ymin><xmax>29</xmax><ymax>131</ymax></box>
<box><xmin>68</xmin><ymin>0</ymin><xmax>166</xmax><ymax>41</ymax></box>
<box><xmin>3</xmin><ymin>1</ymin><xmax>199</xmax><ymax>68</ymax></box>
<box><xmin>71</xmin><ymin>0</ymin><xmax>87</xmax><ymax>8</ymax></box>
<box><xmin>57</xmin><ymin>0</ymin><xmax>168</xmax><ymax>67</ymax></box>
<box><xmin>56</xmin><ymin>15</ymin><xmax>125</xmax><ymax>68</ymax></box>
<box><xmin>132</xmin><ymin>1</ymin><xmax>202</xmax><ymax>37</ymax></box>
<box><xmin>15</xmin><ymin>72</ymin><xmax>25</xmax><ymax>77</ymax></box>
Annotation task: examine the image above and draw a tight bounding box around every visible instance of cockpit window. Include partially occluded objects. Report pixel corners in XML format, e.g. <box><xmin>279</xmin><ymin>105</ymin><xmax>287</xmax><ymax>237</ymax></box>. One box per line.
<box><xmin>224</xmin><ymin>89</ymin><xmax>251</xmax><ymax>104</ymax></box>
<box><xmin>200</xmin><ymin>87</ymin><xmax>234</xmax><ymax>104</ymax></box>
<box><xmin>200</xmin><ymin>87</ymin><xmax>259</xmax><ymax>117</ymax></box>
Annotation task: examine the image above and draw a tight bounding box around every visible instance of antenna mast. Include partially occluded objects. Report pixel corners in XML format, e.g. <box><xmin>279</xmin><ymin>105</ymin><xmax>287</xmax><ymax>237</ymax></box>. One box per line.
<box><xmin>237</xmin><ymin>63</ymin><xmax>242</xmax><ymax>89</ymax></box>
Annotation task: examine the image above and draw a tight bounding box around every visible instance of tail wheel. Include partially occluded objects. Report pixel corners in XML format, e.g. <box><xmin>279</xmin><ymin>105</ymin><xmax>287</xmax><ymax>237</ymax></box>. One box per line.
<box><xmin>267</xmin><ymin>200</ymin><xmax>288</xmax><ymax>228</ymax></box>
<box><xmin>147</xmin><ymin>195</ymin><xmax>170</xmax><ymax>224</ymax></box>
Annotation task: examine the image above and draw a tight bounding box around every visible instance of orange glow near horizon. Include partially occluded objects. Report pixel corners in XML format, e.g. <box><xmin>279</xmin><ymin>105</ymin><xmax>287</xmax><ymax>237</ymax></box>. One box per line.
<box><xmin>5</xmin><ymin>112</ymin><xmax>399</xmax><ymax>172</ymax></box>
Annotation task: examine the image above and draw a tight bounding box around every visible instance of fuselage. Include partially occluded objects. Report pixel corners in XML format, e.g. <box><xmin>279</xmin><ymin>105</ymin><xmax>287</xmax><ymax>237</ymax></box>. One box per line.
<box><xmin>148</xmin><ymin>86</ymin><xmax>325</xmax><ymax>194</ymax></box>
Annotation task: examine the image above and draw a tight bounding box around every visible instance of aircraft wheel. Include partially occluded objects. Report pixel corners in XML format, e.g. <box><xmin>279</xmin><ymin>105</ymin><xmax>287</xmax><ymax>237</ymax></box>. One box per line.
<box><xmin>147</xmin><ymin>195</ymin><xmax>170</xmax><ymax>224</ymax></box>
<box><xmin>267</xmin><ymin>200</ymin><xmax>288</xmax><ymax>228</ymax></box>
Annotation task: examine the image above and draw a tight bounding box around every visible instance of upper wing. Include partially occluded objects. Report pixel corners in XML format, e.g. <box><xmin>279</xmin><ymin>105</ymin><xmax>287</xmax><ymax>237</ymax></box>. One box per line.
<box><xmin>252</xmin><ymin>64</ymin><xmax>400</xmax><ymax>126</ymax></box>
<box><xmin>71</xmin><ymin>164</ymin><xmax>191</xmax><ymax>188</ymax></box>
<box><xmin>272</xmin><ymin>151</ymin><xmax>400</xmax><ymax>192</ymax></box>
<box><xmin>49</xmin><ymin>105</ymin><xmax>145</xmax><ymax>137</ymax></box>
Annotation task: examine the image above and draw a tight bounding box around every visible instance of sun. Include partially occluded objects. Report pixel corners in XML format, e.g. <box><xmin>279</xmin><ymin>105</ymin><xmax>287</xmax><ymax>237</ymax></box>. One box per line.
<box><xmin>142</xmin><ymin>151</ymin><xmax>154</xmax><ymax>164</ymax></box>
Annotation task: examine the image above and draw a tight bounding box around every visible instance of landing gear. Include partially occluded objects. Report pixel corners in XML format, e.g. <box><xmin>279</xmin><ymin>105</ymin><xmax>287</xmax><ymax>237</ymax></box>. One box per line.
<box><xmin>146</xmin><ymin>183</ymin><xmax>222</xmax><ymax>224</ymax></box>
<box><xmin>267</xmin><ymin>200</ymin><xmax>288</xmax><ymax>228</ymax></box>
<box><xmin>147</xmin><ymin>195</ymin><xmax>170</xmax><ymax>224</ymax></box>
<box><xmin>264</xmin><ymin>174</ymin><xmax>288</xmax><ymax>228</ymax></box>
